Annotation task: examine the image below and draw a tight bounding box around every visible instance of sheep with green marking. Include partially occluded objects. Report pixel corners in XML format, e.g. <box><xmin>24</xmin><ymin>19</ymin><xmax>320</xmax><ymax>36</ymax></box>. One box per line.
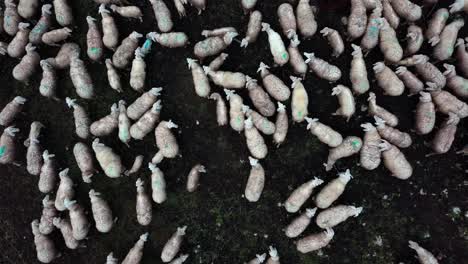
<box><xmin>54</xmin><ymin>0</ymin><xmax>73</xmax><ymax>26</ymax></box>
<box><xmin>0</xmin><ymin>127</ymin><xmax>19</xmax><ymax>165</ymax></box>
<box><xmin>4</xmin><ymin>0</ymin><xmax>21</xmax><ymax>36</ymax></box>
<box><xmin>361</xmin><ymin>7</ymin><xmax>382</xmax><ymax>51</ymax></box>
<box><xmin>324</xmin><ymin>136</ymin><xmax>362</xmax><ymax>171</ymax></box>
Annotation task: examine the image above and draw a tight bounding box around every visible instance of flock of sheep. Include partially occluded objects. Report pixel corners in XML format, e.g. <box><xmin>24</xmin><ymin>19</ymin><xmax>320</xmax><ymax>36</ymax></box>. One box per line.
<box><xmin>0</xmin><ymin>0</ymin><xmax>467</xmax><ymax>263</ymax></box>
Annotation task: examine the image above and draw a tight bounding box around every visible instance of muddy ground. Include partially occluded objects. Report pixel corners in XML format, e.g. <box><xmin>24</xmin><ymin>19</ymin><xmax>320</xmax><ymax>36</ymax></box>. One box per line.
<box><xmin>0</xmin><ymin>0</ymin><xmax>467</xmax><ymax>263</ymax></box>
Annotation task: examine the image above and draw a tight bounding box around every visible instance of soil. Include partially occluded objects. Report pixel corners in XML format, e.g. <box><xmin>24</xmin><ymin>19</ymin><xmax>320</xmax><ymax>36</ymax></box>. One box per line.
<box><xmin>0</xmin><ymin>0</ymin><xmax>467</xmax><ymax>263</ymax></box>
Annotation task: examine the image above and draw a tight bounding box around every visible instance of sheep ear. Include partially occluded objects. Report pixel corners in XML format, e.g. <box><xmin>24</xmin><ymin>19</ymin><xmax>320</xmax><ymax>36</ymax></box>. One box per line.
<box><xmin>353</xmin><ymin>206</ymin><xmax>363</xmax><ymax>217</ymax></box>
<box><xmin>261</xmin><ymin>23</ymin><xmax>270</xmax><ymax>32</ymax></box>
<box><xmin>140</xmin><ymin>232</ymin><xmax>149</xmax><ymax>241</ymax></box>
<box><xmin>324</xmin><ymin>228</ymin><xmax>335</xmax><ymax>238</ymax></box>
<box><xmin>257</xmin><ymin>62</ymin><xmax>269</xmax><ymax>73</ymax></box>
<box><xmin>248</xmin><ymin>156</ymin><xmax>258</xmax><ymax>167</ymax></box>
<box><xmin>177</xmin><ymin>226</ymin><xmax>187</xmax><ymax>235</ymax></box>
<box><xmin>425</xmin><ymin>82</ymin><xmax>438</xmax><ymax>91</ymax></box>
<box><xmin>197</xmin><ymin>165</ymin><xmax>206</xmax><ymax>173</ymax></box>
<box><xmin>240</xmin><ymin>37</ymin><xmax>249</xmax><ymax>48</ymax></box>
<box><xmin>202</xmin><ymin>66</ymin><xmax>211</xmax><ymax>74</ymax></box>
<box><xmin>277</xmin><ymin>102</ymin><xmax>285</xmax><ymax>112</ymax></box>
<box><xmin>351</xmin><ymin>44</ymin><xmax>362</xmax><ymax>57</ymax></box>
<box><xmin>166</xmin><ymin>120</ymin><xmax>178</xmax><ymax>129</ymax></box>
<box><xmin>305</xmin><ymin>208</ymin><xmax>317</xmax><ymax>218</ymax></box>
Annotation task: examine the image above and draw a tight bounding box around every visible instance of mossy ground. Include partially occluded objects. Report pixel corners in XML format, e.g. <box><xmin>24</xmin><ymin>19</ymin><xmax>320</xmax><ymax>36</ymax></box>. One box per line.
<box><xmin>0</xmin><ymin>0</ymin><xmax>467</xmax><ymax>263</ymax></box>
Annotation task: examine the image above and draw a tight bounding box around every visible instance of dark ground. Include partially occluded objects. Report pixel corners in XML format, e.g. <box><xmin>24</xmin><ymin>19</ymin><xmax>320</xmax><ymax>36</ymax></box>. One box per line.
<box><xmin>0</xmin><ymin>0</ymin><xmax>467</xmax><ymax>263</ymax></box>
